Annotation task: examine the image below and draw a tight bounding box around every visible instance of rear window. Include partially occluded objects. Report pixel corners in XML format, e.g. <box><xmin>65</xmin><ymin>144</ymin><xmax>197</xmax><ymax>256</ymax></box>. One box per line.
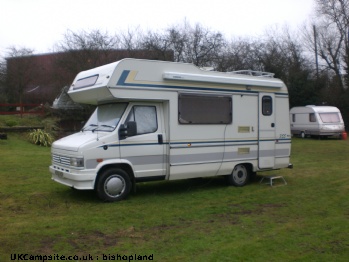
<box><xmin>73</xmin><ymin>74</ymin><xmax>99</xmax><ymax>89</ymax></box>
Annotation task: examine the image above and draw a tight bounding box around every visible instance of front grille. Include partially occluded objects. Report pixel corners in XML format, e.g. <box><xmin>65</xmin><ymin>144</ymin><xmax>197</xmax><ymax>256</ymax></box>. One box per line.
<box><xmin>52</xmin><ymin>154</ymin><xmax>70</xmax><ymax>166</ymax></box>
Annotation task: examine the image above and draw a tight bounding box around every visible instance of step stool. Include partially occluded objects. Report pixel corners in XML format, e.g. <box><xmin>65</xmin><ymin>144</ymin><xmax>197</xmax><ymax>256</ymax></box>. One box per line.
<box><xmin>260</xmin><ymin>175</ymin><xmax>287</xmax><ymax>186</ymax></box>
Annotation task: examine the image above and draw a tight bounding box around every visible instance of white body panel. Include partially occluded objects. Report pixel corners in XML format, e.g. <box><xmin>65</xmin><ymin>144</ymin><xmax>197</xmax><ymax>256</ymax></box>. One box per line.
<box><xmin>290</xmin><ymin>106</ymin><xmax>344</xmax><ymax>137</ymax></box>
<box><xmin>50</xmin><ymin>59</ymin><xmax>292</xmax><ymax>191</ymax></box>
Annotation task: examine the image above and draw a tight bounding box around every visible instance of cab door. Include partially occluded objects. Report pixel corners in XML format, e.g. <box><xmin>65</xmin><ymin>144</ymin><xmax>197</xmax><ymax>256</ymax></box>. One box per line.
<box><xmin>119</xmin><ymin>103</ymin><xmax>167</xmax><ymax>180</ymax></box>
<box><xmin>258</xmin><ymin>93</ymin><xmax>276</xmax><ymax>169</ymax></box>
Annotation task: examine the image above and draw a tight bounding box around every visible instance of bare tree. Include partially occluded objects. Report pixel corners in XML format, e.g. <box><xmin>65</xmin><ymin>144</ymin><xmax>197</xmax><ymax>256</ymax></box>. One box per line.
<box><xmin>141</xmin><ymin>22</ymin><xmax>190</xmax><ymax>63</ymax></box>
<box><xmin>141</xmin><ymin>29</ymin><xmax>178</xmax><ymax>61</ymax></box>
<box><xmin>140</xmin><ymin>21</ymin><xmax>225</xmax><ymax>67</ymax></box>
<box><xmin>260</xmin><ymin>27</ymin><xmax>316</xmax><ymax>106</ymax></box>
<box><xmin>303</xmin><ymin>0</ymin><xmax>349</xmax><ymax>90</ymax></box>
<box><xmin>166</xmin><ymin>26</ymin><xmax>188</xmax><ymax>62</ymax></box>
<box><xmin>310</xmin><ymin>22</ymin><xmax>344</xmax><ymax>85</ymax></box>
<box><xmin>119</xmin><ymin>27</ymin><xmax>144</xmax><ymax>50</ymax></box>
<box><xmin>54</xmin><ymin>29</ymin><xmax>120</xmax><ymax>71</ymax></box>
<box><xmin>316</xmin><ymin>0</ymin><xmax>349</xmax><ymax>32</ymax></box>
<box><xmin>216</xmin><ymin>37</ymin><xmax>261</xmax><ymax>72</ymax></box>
<box><xmin>183</xmin><ymin>23</ymin><xmax>225</xmax><ymax>67</ymax></box>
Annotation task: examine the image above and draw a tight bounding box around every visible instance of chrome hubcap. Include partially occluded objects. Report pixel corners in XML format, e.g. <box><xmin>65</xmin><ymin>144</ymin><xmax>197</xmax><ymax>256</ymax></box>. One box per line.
<box><xmin>233</xmin><ymin>165</ymin><xmax>247</xmax><ymax>184</ymax></box>
<box><xmin>104</xmin><ymin>175</ymin><xmax>125</xmax><ymax>197</ymax></box>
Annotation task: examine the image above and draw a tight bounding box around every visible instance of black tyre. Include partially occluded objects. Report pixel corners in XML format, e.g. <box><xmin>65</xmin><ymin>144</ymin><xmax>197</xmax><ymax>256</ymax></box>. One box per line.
<box><xmin>96</xmin><ymin>168</ymin><xmax>132</xmax><ymax>202</ymax></box>
<box><xmin>227</xmin><ymin>164</ymin><xmax>250</xmax><ymax>187</ymax></box>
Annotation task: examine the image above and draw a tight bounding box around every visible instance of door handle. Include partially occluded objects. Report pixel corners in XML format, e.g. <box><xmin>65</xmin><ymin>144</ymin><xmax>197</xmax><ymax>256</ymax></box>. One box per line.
<box><xmin>158</xmin><ymin>134</ymin><xmax>163</xmax><ymax>144</ymax></box>
<box><xmin>271</xmin><ymin>123</ymin><xmax>275</xmax><ymax>128</ymax></box>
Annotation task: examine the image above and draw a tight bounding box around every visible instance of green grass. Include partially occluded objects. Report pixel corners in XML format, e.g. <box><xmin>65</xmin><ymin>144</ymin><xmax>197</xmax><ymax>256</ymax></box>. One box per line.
<box><xmin>0</xmin><ymin>115</ymin><xmax>44</xmax><ymax>127</ymax></box>
<box><xmin>1</xmin><ymin>135</ymin><xmax>349</xmax><ymax>261</ymax></box>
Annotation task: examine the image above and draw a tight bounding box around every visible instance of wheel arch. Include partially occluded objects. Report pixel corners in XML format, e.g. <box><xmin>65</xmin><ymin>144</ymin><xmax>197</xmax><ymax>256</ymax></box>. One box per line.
<box><xmin>94</xmin><ymin>163</ymin><xmax>135</xmax><ymax>190</ymax></box>
<box><xmin>241</xmin><ymin>162</ymin><xmax>257</xmax><ymax>181</ymax></box>
<box><xmin>234</xmin><ymin>162</ymin><xmax>254</xmax><ymax>173</ymax></box>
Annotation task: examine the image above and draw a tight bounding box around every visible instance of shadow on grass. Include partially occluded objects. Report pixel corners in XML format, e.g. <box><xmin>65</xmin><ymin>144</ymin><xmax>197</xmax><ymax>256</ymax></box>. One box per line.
<box><xmin>55</xmin><ymin>174</ymin><xmax>265</xmax><ymax>202</ymax></box>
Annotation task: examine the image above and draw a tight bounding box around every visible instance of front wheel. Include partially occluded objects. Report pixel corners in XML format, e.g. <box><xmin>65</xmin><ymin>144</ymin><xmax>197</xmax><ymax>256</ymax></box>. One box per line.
<box><xmin>96</xmin><ymin>168</ymin><xmax>132</xmax><ymax>202</ymax></box>
<box><xmin>227</xmin><ymin>164</ymin><xmax>251</xmax><ymax>187</ymax></box>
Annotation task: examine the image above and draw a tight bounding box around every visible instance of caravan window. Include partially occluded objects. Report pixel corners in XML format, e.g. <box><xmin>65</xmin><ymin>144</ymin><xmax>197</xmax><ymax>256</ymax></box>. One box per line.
<box><xmin>178</xmin><ymin>94</ymin><xmax>232</xmax><ymax>124</ymax></box>
<box><xmin>309</xmin><ymin>113</ymin><xmax>316</xmax><ymax>122</ymax></box>
<box><xmin>262</xmin><ymin>96</ymin><xmax>272</xmax><ymax>116</ymax></box>
<box><xmin>319</xmin><ymin>113</ymin><xmax>340</xmax><ymax>123</ymax></box>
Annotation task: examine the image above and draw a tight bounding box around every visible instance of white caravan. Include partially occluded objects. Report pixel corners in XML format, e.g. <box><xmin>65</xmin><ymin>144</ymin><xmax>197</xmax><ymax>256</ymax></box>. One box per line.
<box><xmin>49</xmin><ymin>59</ymin><xmax>293</xmax><ymax>201</ymax></box>
<box><xmin>290</xmin><ymin>105</ymin><xmax>345</xmax><ymax>138</ymax></box>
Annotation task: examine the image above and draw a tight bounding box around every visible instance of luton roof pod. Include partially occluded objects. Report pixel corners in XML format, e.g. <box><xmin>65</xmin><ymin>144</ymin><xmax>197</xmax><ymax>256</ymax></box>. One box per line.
<box><xmin>68</xmin><ymin>58</ymin><xmax>287</xmax><ymax>105</ymax></box>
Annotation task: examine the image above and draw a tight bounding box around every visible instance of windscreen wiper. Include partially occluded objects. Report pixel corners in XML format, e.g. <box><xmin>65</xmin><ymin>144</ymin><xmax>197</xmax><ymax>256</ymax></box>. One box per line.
<box><xmin>100</xmin><ymin>124</ymin><xmax>115</xmax><ymax>130</ymax></box>
<box><xmin>81</xmin><ymin>124</ymin><xmax>98</xmax><ymax>132</ymax></box>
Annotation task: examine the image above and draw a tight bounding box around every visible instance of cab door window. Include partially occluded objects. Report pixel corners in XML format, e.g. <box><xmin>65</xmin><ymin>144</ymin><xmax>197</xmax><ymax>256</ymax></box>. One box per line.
<box><xmin>126</xmin><ymin>106</ymin><xmax>158</xmax><ymax>135</ymax></box>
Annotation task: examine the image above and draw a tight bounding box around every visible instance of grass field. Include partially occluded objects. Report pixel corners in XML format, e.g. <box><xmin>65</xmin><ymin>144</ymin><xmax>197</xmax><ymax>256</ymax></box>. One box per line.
<box><xmin>0</xmin><ymin>133</ymin><xmax>349</xmax><ymax>261</ymax></box>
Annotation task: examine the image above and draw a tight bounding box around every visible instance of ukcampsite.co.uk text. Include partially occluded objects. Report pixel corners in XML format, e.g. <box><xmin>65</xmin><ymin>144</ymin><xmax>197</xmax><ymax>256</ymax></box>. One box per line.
<box><xmin>10</xmin><ymin>253</ymin><xmax>154</xmax><ymax>261</ymax></box>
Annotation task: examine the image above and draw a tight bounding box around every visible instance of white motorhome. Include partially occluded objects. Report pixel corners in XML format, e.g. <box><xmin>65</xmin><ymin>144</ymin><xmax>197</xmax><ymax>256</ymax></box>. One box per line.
<box><xmin>290</xmin><ymin>105</ymin><xmax>345</xmax><ymax>138</ymax></box>
<box><xmin>50</xmin><ymin>59</ymin><xmax>293</xmax><ymax>201</ymax></box>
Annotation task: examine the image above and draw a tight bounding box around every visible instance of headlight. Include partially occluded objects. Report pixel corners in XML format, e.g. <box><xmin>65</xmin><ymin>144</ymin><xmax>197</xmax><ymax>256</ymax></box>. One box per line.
<box><xmin>70</xmin><ymin>157</ymin><xmax>84</xmax><ymax>167</ymax></box>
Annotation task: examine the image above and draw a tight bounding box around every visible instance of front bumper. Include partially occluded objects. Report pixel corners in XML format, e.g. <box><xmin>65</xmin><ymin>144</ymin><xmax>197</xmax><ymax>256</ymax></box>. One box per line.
<box><xmin>49</xmin><ymin>165</ymin><xmax>96</xmax><ymax>190</ymax></box>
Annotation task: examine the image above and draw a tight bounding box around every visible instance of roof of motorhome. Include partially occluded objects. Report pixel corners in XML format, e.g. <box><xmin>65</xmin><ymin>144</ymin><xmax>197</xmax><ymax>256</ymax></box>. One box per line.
<box><xmin>290</xmin><ymin>106</ymin><xmax>341</xmax><ymax>113</ymax></box>
<box><xmin>72</xmin><ymin>59</ymin><xmax>286</xmax><ymax>89</ymax></box>
<box><xmin>68</xmin><ymin>59</ymin><xmax>288</xmax><ymax>104</ymax></box>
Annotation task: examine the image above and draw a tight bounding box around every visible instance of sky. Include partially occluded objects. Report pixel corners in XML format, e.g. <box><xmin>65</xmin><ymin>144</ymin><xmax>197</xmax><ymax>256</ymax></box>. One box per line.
<box><xmin>0</xmin><ymin>0</ymin><xmax>315</xmax><ymax>58</ymax></box>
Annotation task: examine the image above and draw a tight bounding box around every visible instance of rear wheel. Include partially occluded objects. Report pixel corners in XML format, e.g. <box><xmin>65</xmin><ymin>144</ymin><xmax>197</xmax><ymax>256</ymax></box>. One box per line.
<box><xmin>96</xmin><ymin>168</ymin><xmax>132</xmax><ymax>202</ymax></box>
<box><xmin>227</xmin><ymin>164</ymin><xmax>251</xmax><ymax>187</ymax></box>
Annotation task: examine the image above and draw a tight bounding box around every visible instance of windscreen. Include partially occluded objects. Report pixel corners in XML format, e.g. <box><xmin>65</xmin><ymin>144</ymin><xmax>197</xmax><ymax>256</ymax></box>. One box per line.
<box><xmin>82</xmin><ymin>103</ymin><xmax>128</xmax><ymax>132</ymax></box>
<box><xmin>319</xmin><ymin>113</ymin><xmax>341</xmax><ymax>123</ymax></box>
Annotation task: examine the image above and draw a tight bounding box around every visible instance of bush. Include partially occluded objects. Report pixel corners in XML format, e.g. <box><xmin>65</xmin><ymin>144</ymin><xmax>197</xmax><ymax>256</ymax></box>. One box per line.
<box><xmin>41</xmin><ymin>118</ymin><xmax>60</xmax><ymax>138</ymax></box>
<box><xmin>5</xmin><ymin>119</ymin><xmax>18</xmax><ymax>127</ymax></box>
<box><xmin>28</xmin><ymin>129</ymin><xmax>54</xmax><ymax>147</ymax></box>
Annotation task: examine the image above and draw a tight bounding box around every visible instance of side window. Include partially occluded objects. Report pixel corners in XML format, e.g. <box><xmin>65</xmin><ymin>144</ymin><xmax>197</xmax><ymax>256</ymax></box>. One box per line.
<box><xmin>126</xmin><ymin>106</ymin><xmax>158</xmax><ymax>135</ymax></box>
<box><xmin>178</xmin><ymin>93</ymin><xmax>232</xmax><ymax>124</ymax></box>
<box><xmin>309</xmin><ymin>113</ymin><xmax>316</xmax><ymax>122</ymax></box>
<box><xmin>262</xmin><ymin>96</ymin><xmax>272</xmax><ymax>116</ymax></box>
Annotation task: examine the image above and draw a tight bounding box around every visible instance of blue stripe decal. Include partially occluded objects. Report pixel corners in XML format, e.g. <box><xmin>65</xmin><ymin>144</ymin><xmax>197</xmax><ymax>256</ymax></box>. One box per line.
<box><xmin>116</xmin><ymin>70</ymin><xmax>289</xmax><ymax>96</ymax></box>
<box><xmin>119</xmin><ymin>143</ymin><xmax>161</xmax><ymax>147</ymax></box>
<box><xmin>117</xmin><ymin>70</ymin><xmax>131</xmax><ymax>85</ymax></box>
<box><xmin>103</xmin><ymin>142</ymin><xmax>161</xmax><ymax>148</ymax></box>
<box><xmin>100</xmin><ymin>138</ymin><xmax>291</xmax><ymax>148</ymax></box>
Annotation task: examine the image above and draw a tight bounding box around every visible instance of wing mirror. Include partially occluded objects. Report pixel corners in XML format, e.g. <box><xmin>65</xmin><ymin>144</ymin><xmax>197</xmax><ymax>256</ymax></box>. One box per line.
<box><xmin>119</xmin><ymin>121</ymin><xmax>137</xmax><ymax>140</ymax></box>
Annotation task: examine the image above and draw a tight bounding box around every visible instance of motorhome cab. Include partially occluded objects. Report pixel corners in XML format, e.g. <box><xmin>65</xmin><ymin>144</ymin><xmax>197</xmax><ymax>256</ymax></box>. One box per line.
<box><xmin>50</xmin><ymin>59</ymin><xmax>293</xmax><ymax>201</ymax></box>
<box><xmin>290</xmin><ymin>105</ymin><xmax>345</xmax><ymax>138</ymax></box>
